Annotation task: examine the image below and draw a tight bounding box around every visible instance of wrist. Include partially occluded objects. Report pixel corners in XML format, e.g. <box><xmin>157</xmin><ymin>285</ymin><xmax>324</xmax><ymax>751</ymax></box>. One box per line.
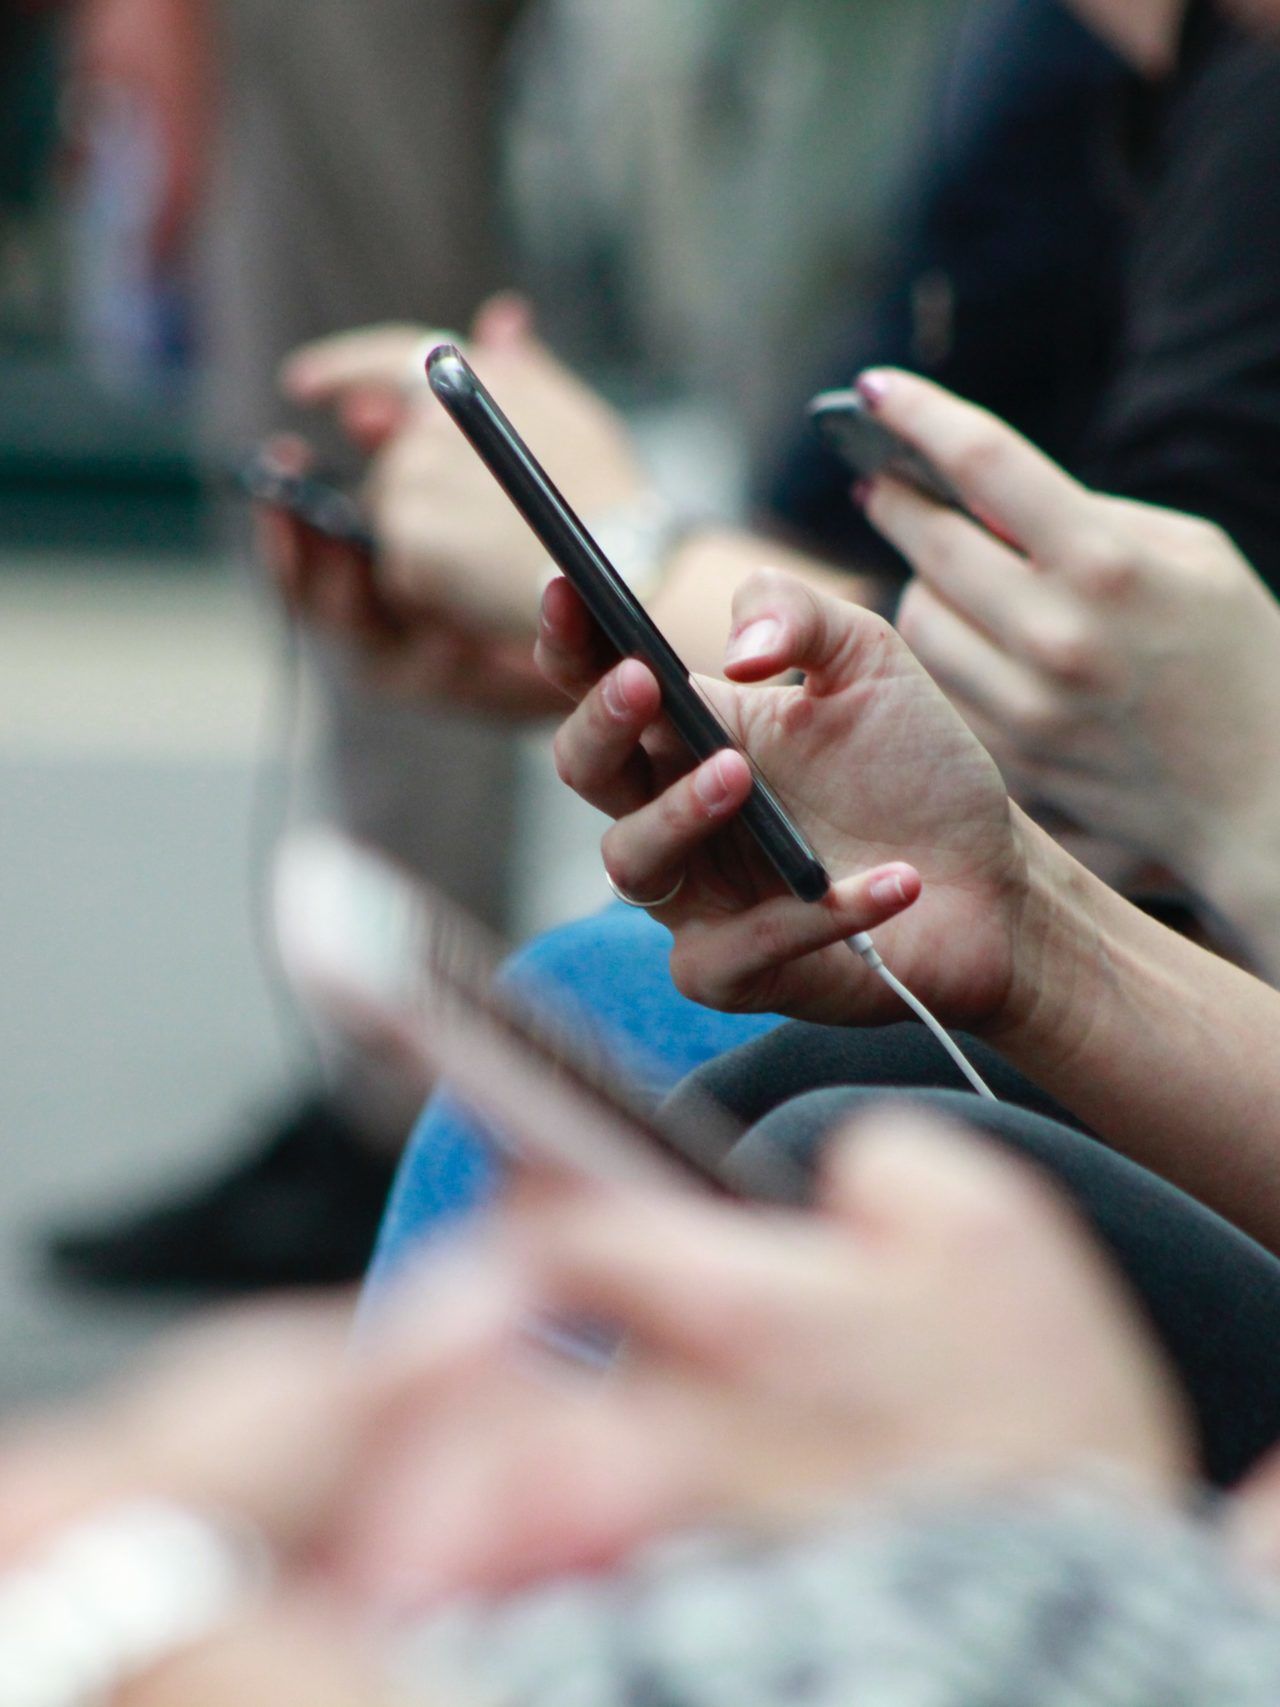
<box><xmin>979</xmin><ymin>810</ymin><xmax>1115</xmax><ymax>1072</ymax></box>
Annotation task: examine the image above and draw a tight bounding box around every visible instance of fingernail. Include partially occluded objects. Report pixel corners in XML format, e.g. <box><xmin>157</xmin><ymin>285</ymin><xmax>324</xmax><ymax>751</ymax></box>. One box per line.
<box><xmin>856</xmin><ymin>370</ymin><xmax>891</xmax><ymax>410</ymax></box>
<box><xmin>868</xmin><ymin>868</ymin><xmax>910</xmax><ymax>907</ymax></box>
<box><xmin>852</xmin><ymin>480</ymin><xmax>874</xmax><ymax>509</ymax></box>
<box><xmin>602</xmin><ymin>668</ymin><xmax>632</xmax><ymax>719</ymax></box>
<box><xmin>725</xmin><ymin>618</ymin><xmax>783</xmax><ymax>667</ymax></box>
<box><xmin>694</xmin><ymin>753</ymin><xmax>733</xmax><ymax>810</ymax></box>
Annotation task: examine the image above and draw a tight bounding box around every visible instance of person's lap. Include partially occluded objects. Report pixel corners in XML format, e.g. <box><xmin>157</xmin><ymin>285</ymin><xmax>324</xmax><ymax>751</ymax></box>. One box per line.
<box><xmin>703</xmin><ymin>1039</ymin><xmax>1280</xmax><ymax>1486</ymax></box>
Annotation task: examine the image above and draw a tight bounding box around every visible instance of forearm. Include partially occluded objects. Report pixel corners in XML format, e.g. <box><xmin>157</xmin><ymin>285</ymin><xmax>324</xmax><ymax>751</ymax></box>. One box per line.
<box><xmin>990</xmin><ymin>816</ymin><xmax>1280</xmax><ymax>1254</ymax></box>
<box><xmin>648</xmin><ymin>527</ymin><xmax>884</xmax><ymax>678</ymax></box>
<box><xmin>1190</xmin><ymin>813</ymin><xmax>1280</xmax><ymax>990</ymax></box>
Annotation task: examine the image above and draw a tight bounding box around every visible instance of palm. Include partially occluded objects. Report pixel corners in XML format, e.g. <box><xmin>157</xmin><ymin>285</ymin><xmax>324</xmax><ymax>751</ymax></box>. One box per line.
<box><xmin>661</xmin><ymin>626</ymin><xmax>1024</xmax><ymax>1027</ymax></box>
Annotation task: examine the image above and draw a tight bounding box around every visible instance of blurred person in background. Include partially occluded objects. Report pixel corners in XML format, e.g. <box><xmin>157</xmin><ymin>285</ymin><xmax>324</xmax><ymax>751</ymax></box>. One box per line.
<box><xmin>48</xmin><ymin>0</ymin><xmax>529</xmax><ymax>1294</ymax></box>
<box><xmin>46</xmin><ymin>0</ymin><xmax>952</xmax><ymax>1298</ymax></box>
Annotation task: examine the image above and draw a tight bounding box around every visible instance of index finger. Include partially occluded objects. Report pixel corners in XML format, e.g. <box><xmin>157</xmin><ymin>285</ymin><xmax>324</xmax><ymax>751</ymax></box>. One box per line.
<box><xmin>505</xmin><ymin>1190</ymin><xmax>855</xmax><ymax>1376</ymax></box>
<box><xmin>859</xmin><ymin>370</ymin><xmax>1092</xmax><ymax>564</ymax></box>
<box><xmin>280</xmin><ymin>323</ymin><xmax>453</xmax><ymax>404</ymax></box>
<box><xmin>535</xmin><ymin>575</ymin><xmax>615</xmax><ymax>701</ymax></box>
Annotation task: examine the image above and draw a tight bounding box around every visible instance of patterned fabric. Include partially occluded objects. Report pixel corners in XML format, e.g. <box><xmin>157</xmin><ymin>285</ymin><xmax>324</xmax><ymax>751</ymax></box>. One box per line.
<box><xmin>392</xmin><ymin>1477</ymin><xmax>1280</xmax><ymax>1707</ymax></box>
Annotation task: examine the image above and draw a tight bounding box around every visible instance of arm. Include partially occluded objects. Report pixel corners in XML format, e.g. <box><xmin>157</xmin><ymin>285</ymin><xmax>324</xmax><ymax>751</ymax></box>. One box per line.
<box><xmin>277</xmin><ymin>307</ymin><xmax>882</xmax><ymax>685</ymax></box>
<box><xmin>986</xmin><ymin>815</ymin><xmax>1280</xmax><ymax>1254</ymax></box>
<box><xmin>538</xmin><ymin>502</ymin><xmax>1280</xmax><ymax>1255</ymax></box>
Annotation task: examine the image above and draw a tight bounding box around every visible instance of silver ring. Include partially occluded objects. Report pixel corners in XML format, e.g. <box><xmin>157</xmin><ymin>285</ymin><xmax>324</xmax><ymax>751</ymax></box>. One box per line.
<box><xmin>606</xmin><ymin>867</ymin><xmax>686</xmax><ymax>911</ymax></box>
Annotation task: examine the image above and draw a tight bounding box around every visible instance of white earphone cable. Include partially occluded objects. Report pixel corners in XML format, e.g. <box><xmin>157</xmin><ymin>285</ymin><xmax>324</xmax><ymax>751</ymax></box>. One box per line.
<box><xmin>846</xmin><ymin>932</ymin><xmax>998</xmax><ymax>1101</ymax></box>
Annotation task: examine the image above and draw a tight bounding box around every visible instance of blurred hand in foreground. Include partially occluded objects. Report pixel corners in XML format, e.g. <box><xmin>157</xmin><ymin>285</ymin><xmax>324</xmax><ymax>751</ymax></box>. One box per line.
<box><xmin>0</xmin><ymin>1117</ymin><xmax>1189</xmax><ymax>1622</ymax></box>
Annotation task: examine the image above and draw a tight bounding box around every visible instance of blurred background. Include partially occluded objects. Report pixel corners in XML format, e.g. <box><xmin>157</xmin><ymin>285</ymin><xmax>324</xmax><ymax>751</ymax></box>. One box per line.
<box><xmin>0</xmin><ymin>0</ymin><xmax>956</xmax><ymax>1410</ymax></box>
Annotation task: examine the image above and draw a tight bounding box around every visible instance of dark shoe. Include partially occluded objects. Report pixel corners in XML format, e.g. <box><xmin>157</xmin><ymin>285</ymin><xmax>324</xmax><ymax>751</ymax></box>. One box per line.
<box><xmin>46</xmin><ymin>1094</ymin><xmax>397</xmax><ymax>1293</ymax></box>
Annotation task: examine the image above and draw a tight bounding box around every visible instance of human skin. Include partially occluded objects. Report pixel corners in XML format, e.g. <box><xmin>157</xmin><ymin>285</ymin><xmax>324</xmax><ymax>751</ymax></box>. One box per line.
<box><xmin>537</xmin><ymin>536</ymin><xmax>1280</xmax><ymax>1256</ymax></box>
<box><xmin>273</xmin><ymin>298</ymin><xmax>867</xmax><ymax>698</ymax></box>
<box><xmin>853</xmin><ymin>372</ymin><xmax>1280</xmax><ymax>983</ymax></box>
<box><xmin>4</xmin><ymin>1118</ymin><xmax>1190</xmax><ymax>1707</ymax></box>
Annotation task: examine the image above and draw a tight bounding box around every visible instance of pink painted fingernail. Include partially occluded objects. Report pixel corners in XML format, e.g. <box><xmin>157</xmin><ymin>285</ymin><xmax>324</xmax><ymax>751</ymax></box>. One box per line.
<box><xmin>725</xmin><ymin>618</ymin><xmax>783</xmax><ymax>667</ymax></box>
<box><xmin>852</xmin><ymin>480</ymin><xmax>874</xmax><ymax>509</ymax></box>
<box><xmin>856</xmin><ymin>370</ymin><xmax>891</xmax><ymax>409</ymax></box>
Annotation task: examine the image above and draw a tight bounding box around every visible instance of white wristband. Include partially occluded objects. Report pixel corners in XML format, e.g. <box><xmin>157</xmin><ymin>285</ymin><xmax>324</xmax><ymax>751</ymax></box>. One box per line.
<box><xmin>544</xmin><ymin>492</ymin><xmax>697</xmax><ymax>606</ymax></box>
<box><xmin>0</xmin><ymin>1501</ymin><xmax>272</xmax><ymax>1707</ymax></box>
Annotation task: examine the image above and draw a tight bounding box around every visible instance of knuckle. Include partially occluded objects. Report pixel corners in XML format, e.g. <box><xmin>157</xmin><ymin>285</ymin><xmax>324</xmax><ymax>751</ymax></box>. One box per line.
<box><xmin>551</xmin><ymin>726</ymin><xmax>581</xmax><ymax>790</ymax></box>
<box><xmin>1008</xmin><ymin>690</ymin><xmax>1067</xmax><ymax>749</ymax></box>
<box><xmin>1189</xmin><ymin>515</ymin><xmax>1231</xmax><ymax>555</ymax></box>
<box><xmin>1068</xmin><ymin>533</ymin><xmax>1140</xmax><ymax>601</ymax></box>
<box><xmin>1021</xmin><ymin>619</ymin><xmax>1099</xmax><ymax>686</ymax></box>
<box><xmin>894</xmin><ymin>583</ymin><xmax>932</xmax><ymax>652</ymax></box>
<box><xmin>657</xmin><ymin>780</ymin><xmax>697</xmax><ymax>839</ymax></box>
<box><xmin>668</xmin><ymin>939</ymin><xmax>718</xmax><ymax>1009</ymax></box>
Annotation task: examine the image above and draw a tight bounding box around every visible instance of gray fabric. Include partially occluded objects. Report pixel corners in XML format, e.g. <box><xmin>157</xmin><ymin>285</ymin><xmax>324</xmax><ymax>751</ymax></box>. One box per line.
<box><xmin>393</xmin><ymin>1477</ymin><xmax>1280</xmax><ymax>1706</ymax></box>
<box><xmin>196</xmin><ymin>0</ymin><xmax>521</xmax><ymax>954</ymax></box>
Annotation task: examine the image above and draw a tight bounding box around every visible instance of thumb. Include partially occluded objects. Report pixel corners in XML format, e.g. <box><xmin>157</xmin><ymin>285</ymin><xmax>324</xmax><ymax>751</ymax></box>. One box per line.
<box><xmin>722</xmin><ymin>568</ymin><xmax>890</xmax><ymax>690</ymax></box>
<box><xmin>471</xmin><ymin>291</ymin><xmax>537</xmax><ymax>352</ymax></box>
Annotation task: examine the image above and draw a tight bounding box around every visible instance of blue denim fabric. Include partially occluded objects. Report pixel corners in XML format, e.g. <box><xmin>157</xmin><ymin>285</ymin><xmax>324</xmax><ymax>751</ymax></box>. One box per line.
<box><xmin>363</xmin><ymin>902</ymin><xmax>784</xmax><ymax>1299</ymax></box>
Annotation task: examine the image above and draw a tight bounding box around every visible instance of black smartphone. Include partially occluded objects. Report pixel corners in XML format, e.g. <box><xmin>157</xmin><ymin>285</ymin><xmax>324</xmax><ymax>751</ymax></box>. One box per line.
<box><xmin>236</xmin><ymin>453</ymin><xmax>376</xmax><ymax>556</ymax></box>
<box><xmin>427</xmin><ymin>344</ymin><xmax>830</xmax><ymax>905</ymax></box>
<box><xmin>807</xmin><ymin>389</ymin><xmax>969</xmax><ymax>514</ymax></box>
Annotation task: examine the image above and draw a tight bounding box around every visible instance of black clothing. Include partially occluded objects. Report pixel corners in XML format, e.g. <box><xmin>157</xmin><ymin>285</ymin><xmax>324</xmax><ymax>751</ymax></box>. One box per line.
<box><xmin>768</xmin><ymin>0</ymin><xmax>1280</xmax><ymax>593</ymax></box>
<box><xmin>1082</xmin><ymin>3</ymin><xmax>1280</xmax><ymax>584</ymax></box>
<box><xmin>765</xmin><ymin>0</ymin><xmax>1126</xmax><ymax>570</ymax></box>
<box><xmin>666</xmin><ymin>1025</ymin><xmax>1280</xmax><ymax>1487</ymax></box>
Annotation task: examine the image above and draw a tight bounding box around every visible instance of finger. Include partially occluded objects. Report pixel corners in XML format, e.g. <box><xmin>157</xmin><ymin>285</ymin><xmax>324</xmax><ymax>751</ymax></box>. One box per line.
<box><xmin>819</xmin><ymin>1112</ymin><xmax>1055</xmax><ymax>1243</ymax></box>
<box><xmin>721</xmin><ymin>568</ymin><xmax>888</xmax><ymax>688</ymax></box>
<box><xmin>503</xmin><ymin>1190</ymin><xmax>845</xmax><ymax>1376</ymax></box>
<box><xmin>857</xmin><ymin>369</ymin><xmax>1092</xmax><ymax>563</ymax></box>
<box><xmin>471</xmin><ymin>290</ymin><xmax>536</xmax><ymax>350</ymax></box>
<box><xmin>601</xmin><ymin>751</ymin><xmax>755</xmax><ymax>905</ymax></box>
<box><xmin>670</xmin><ymin>867</ymin><xmax>922</xmax><ymax>1012</ymax></box>
<box><xmin>534</xmin><ymin>575</ymin><xmax>615</xmax><ymax>700</ymax></box>
<box><xmin>339</xmin><ymin>386</ymin><xmax>409</xmax><ymax>453</ymax></box>
<box><xmin>552</xmin><ymin>657</ymin><xmax>664</xmax><ymax>818</ymax></box>
<box><xmin>867</xmin><ymin>479</ymin><xmax>1094</xmax><ymax>676</ymax></box>
<box><xmin>1228</xmin><ymin>1444</ymin><xmax>1280</xmax><ymax>1574</ymax></box>
<box><xmin>258</xmin><ymin>432</ymin><xmax>314</xmax><ymax>477</ymax></box>
<box><xmin>280</xmin><ymin>323</ymin><xmax>435</xmax><ymax>404</ymax></box>
<box><xmin>896</xmin><ymin>582</ymin><xmax>1076</xmax><ymax>759</ymax></box>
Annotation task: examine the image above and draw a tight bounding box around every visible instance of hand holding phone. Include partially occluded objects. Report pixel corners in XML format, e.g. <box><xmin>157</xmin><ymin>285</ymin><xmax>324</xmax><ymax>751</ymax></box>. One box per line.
<box><xmin>807</xmin><ymin>389</ymin><xmax>971</xmax><ymax>515</ymax></box>
<box><xmin>427</xmin><ymin>345</ymin><xmax>830</xmax><ymax>904</ymax></box>
<box><xmin>235</xmin><ymin>451</ymin><xmax>376</xmax><ymax>556</ymax></box>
